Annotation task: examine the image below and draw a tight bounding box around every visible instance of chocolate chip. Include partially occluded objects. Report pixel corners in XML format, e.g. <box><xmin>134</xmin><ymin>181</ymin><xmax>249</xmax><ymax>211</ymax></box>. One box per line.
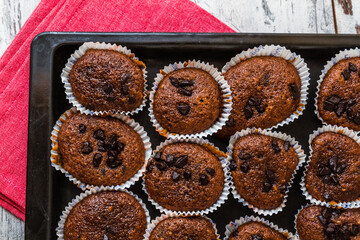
<box><xmin>317</xmin><ymin>215</ymin><xmax>328</xmax><ymax>225</ymax></box>
<box><xmin>107</xmin><ymin>134</ymin><xmax>118</xmax><ymax>149</ymax></box>
<box><xmin>229</xmin><ymin>161</ymin><xmax>237</xmax><ymax>171</ymax></box>
<box><xmin>102</xmin><ymin>84</ymin><xmax>113</xmax><ymax>94</ymax></box>
<box><xmin>79</xmin><ymin>124</ymin><xmax>86</xmax><ymax>133</ymax></box>
<box><xmin>97</xmin><ymin>140</ymin><xmax>106</xmax><ymax>152</ymax></box>
<box><xmin>176</xmin><ymin>103</ymin><xmax>190</xmax><ymax>116</ymax></box>
<box><xmin>128</xmin><ymin>96</ymin><xmax>136</xmax><ymax>104</ymax></box>
<box><xmin>323</xmin><ymin>100</ymin><xmax>336</xmax><ymax>112</ymax></box>
<box><xmin>336</xmin><ymin>164</ymin><xmax>346</xmax><ymax>174</ymax></box>
<box><xmin>329</xmin><ymin>156</ymin><xmax>338</xmax><ymax>172</ymax></box>
<box><xmin>107</xmin><ymin>156</ymin><xmax>122</xmax><ymax>169</ymax></box>
<box><xmin>351</xmin><ymin>225</ymin><xmax>359</xmax><ymax>236</ymax></box>
<box><xmin>262</xmin><ymin>182</ymin><xmax>272</xmax><ymax>193</ymax></box>
<box><xmin>342</xmin><ymin>70</ymin><xmax>351</xmax><ymax>80</ymax></box>
<box><xmin>205</xmin><ymin>168</ymin><xmax>215</xmax><ymax>177</ymax></box>
<box><xmin>325</xmin><ymin>223</ymin><xmax>336</xmax><ymax>235</ymax></box>
<box><xmin>93</xmin><ymin>129</ymin><xmax>105</xmax><ymax>140</ymax></box>
<box><xmin>154</xmin><ymin>152</ymin><xmax>162</xmax><ymax>161</ymax></box>
<box><xmin>335</xmin><ymin>100</ymin><xmax>347</xmax><ymax>117</ymax></box>
<box><xmin>322</xmin><ymin>207</ymin><xmax>333</xmax><ymax>219</ymax></box>
<box><xmin>279</xmin><ymin>185</ymin><xmax>287</xmax><ymax>194</ymax></box>
<box><xmin>347</xmin><ymin>108</ymin><xmax>355</xmax><ymax>120</ymax></box>
<box><xmin>106</xmin><ymin>96</ymin><xmax>115</xmax><ymax>102</ymax></box>
<box><xmin>225</xmin><ymin>117</ymin><xmax>235</xmax><ymax>127</ymax></box>
<box><xmin>199</xmin><ymin>174</ymin><xmax>210</xmax><ymax>185</ymax></box>
<box><xmin>248</xmin><ymin>97</ymin><xmax>258</xmax><ymax>106</ymax></box>
<box><xmin>289</xmin><ymin>83</ymin><xmax>300</xmax><ymax>100</ymax></box>
<box><xmin>251</xmin><ymin>235</ymin><xmax>263</xmax><ymax>240</ymax></box>
<box><xmin>87</xmin><ymin>103</ymin><xmax>94</xmax><ymax>110</ymax></box>
<box><xmin>318</xmin><ymin>166</ymin><xmax>331</xmax><ymax>176</ymax></box>
<box><xmin>155</xmin><ymin>161</ymin><xmax>167</xmax><ymax>171</ymax></box>
<box><xmin>183</xmin><ymin>170</ymin><xmax>192</xmax><ymax>180</ymax></box>
<box><xmin>165</xmin><ymin>154</ymin><xmax>175</xmax><ymax>166</ymax></box>
<box><xmin>263</xmin><ymin>73</ymin><xmax>270</xmax><ymax>85</ymax></box>
<box><xmin>266</xmin><ymin>169</ymin><xmax>276</xmax><ymax>183</ymax></box>
<box><xmin>323</xmin><ymin>175</ymin><xmax>331</xmax><ymax>184</ymax></box>
<box><xmin>244</xmin><ymin>105</ymin><xmax>253</xmax><ymax>119</ymax></box>
<box><xmin>323</xmin><ymin>192</ymin><xmax>332</xmax><ymax>201</ymax></box>
<box><xmin>328</xmin><ymin>95</ymin><xmax>341</xmax><ymax>104</ymax></box>
<box><xmin>240</xmin><ymin>163</ymin><xmax>249</xmax><ymax>173</ymax></box>
<box><xmin>108</xmin><ymin>149</ymin><xmax>118</xmax><ymax>158</ymax></box>
<box><xmin>81</xmin><ymin>141</ymin><xmax>93</xmax><ymax>154</ymax></box>
<box><xmin>93</xmin><ymin>153</ymin><xmax>102</xmax><ymax>168</ymax></box>
<box><xmin>177</xmin><ymin>87</ymin><xmax>192</xmax><ymax>96</ymax></box>
<box><xmin>255</xmin><ymin>104</ymin><xmax>265</xmax><ymax>114</ymax></box>
<box><xmin>169</xmin><ymin>76</ymin><xmax>179</xmax><ymax>87</ymax></box>
<box><xmin>175</xmin><ymin>155</ymin><xmax>188</xmax><ymax>168</ymax></box>
<box><xmin>284</xmin><ymin>141</ymin><xmax>290</xmax><ymax>152</ymax></box>
<box><xmin>353</xmin><ymin>111</ymin><xmax>360</xmax><ymax>125</ymax></box>
<box><xmin>121</xmin><ymin>72</ymin><xmax>131</xmax><ymax>82</ymax></box>
<box><xmin>178</xmin><ymin>80</ymin><xmax>195</xmax><ymax>87</ymax></box>
<box><xmin>330</xmin><ymin>174</ymin><xmax>339</xmax><ymax>185</ymax></box>
<box><xmin>348</xmin><ymin>99</ymin><xmax>356</xmax><ymax>107</ymax></box>
<box><xmin>238</xmin><ymin>150</ymin><xmax>251</xmax><ymax>160</ymax></box>
<box><xmin>271</xmin><ymin>140</ymin><xmax>281</xmax><ymax>154</ymax></box>
<box><xmin>172</xmin><ymin>171</ymin><xmax>181</xmax><ymax>182</ymax></box>
<box><xmin>349</xmin><ymin>62</ymin><xmax>358</xmax><ymax>72</ymax></box>
<box><xmin>147</xmin><ymin>164</ymin><xmax>155</xmax><ymax>172</ymax></box>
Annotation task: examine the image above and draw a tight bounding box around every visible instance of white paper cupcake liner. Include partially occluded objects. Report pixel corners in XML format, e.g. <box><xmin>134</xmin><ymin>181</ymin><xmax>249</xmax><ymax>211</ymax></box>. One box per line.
<box><xmin>227</xmin><ymin>128</ymin><xmax>306</xmax><ymax>216</ymax></box>
<box><xmin>50</xmin><ymin>107</ymin><xmax>152</xmax><ymax>190</ymax></box>
<box><xmin>149</xmin><ymin>59</ymin><xmax>232</xmax><ymax>139</ymax></box>
<box><xmin>314</xmin><ymin>48</ymin><xmax>360</xmax><ymax>132</ymax></box>
<box><xmin>142</xmin><ymin>137</ymin><xmax>230</xmax><ymax>215</ymax></box>
<box><xmin>61</xmin><ymin>41</ymin><xmax>148</xmax><ymax>116</ymax></box>
<box><xmin>144</xmin><ymin>212</ymin><xmax>220</xmax><ymax>240</ymax></box>
<box><xmin>224</xmin><ymin>215</ymin><xmax>296</xmax><ymax>240</ymax></box>
<box><xmin>56</xmin><ymin>186</ymin><xmax>150</xmax><ymax>240</ymax></box>
<box><xmin>222</xmin><ymin>45</ymin><xmax>310</xmax><ymax>130</ymax></box>
<box><xmin>300</xmin><ymin>125</ymin><xmax>360</xmax><ymax>208</ymax></box>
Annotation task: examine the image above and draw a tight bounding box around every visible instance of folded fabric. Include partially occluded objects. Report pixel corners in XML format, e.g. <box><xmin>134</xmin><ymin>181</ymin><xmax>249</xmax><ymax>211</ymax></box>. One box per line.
<box><xmin>0</xmin><ymin>0</ymin><xmax>234</xmax><ymax>220</ymax></box>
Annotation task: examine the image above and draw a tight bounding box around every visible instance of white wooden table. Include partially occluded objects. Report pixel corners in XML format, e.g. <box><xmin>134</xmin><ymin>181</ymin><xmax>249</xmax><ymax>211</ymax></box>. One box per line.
<box><xmin>0</xmin><ymin>0</ymin><xmax>359</xmax><ymax>239</ymax></box>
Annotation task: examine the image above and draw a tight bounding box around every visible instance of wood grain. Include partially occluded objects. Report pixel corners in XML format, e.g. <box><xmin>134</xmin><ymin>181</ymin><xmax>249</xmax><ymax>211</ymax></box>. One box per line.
<box><xmin>333</xmin><ymin>0</ymin><xmax>360</xmax><ymax>33</ymax></box>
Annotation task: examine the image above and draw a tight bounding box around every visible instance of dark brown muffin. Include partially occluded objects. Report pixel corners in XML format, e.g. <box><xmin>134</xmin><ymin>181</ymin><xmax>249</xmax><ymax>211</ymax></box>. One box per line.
<box><xmin>317</xmin><ymin>57</ymin><xmax>360</xmax><ymax>131</ymax></box>
<box><xmin>69</xmin><ymin>48</ymin><xmax>145</xmax><ymax>112</ymax></box>
<box><xmin>305</xmin><ymin>131</ymin><xmax>360</xmax><ymax>202</ymax></box>
<box><xmin>57</xmin><ymin>112</ymin><xmax>145</xmax><ymax>186</ymax></box>
<box><xmin>149</xmin><ymin>216</ymin><xmax>218</xmax><ymax>240</ymax></box>
<box><xmin>144</xmin><ymin>142</ymin><xmax>225</xmax><ymax>212</ymax></box>
<box><xmin>229</xmin><ymin>134</ymin><xmax>299</xmax><ymax>210</ymax></box>
<box><xmin>296</xmin><ymin>205</ymin><xmax>360</xmax><ymax>240</ymax></box>
<box><xmin>152</xmin><ymin>67</ymin><xmax>222</xmax><ymax>135</ymax></box>
<box><xmin>229</xmin><ymin>221</ymin><xmax>288</xmax><ymax>240</ymax></box>
<box><xmin>63</xmin><ymin>190</ymin><xmax>147</xmax><ymax>240</ymax></box>
<box><xmin>218</xmin><ymin>56</ymin><xmax>301</xmax><ymax>139</ymax></box>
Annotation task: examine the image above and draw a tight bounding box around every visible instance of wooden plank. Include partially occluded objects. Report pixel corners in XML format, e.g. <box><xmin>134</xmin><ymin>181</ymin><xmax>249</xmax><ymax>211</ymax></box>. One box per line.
<box><xmin>333</xmin><ymin>0</ymin><xmax>360</xmax><ymax>33</ymax></box>
<box><xmin>192</xmin><ymin>0</ymin><xmax>335</xmax><ymax>33</ymax></box>
<box><xmin>0</xmin><ymin>208</ymin><xmax>24</xmax><ymax>240</ymax></box>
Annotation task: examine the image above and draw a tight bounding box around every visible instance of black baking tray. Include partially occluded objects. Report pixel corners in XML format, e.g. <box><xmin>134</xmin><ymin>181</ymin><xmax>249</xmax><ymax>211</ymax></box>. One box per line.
<box><xmin>26</xmin><ymin>32</ymin><xmax>360</xmax><ymax>239</ymax></box>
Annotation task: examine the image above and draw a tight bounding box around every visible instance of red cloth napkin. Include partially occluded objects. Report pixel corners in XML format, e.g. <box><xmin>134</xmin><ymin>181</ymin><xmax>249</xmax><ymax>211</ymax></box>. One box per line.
<box><xmin>0</xmin><ymin>0</ymin><xmax>234</xmax><ymax>220</ymax></box>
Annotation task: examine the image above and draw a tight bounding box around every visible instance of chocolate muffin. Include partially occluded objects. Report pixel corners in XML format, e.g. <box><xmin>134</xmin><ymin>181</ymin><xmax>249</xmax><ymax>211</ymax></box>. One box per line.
<box><xmin>229</xmin><ymin>221</ymin><xmax>288</xmax><ymax>240</ymax></box>
<box><xmin>229</xmin><ymin>133</ymin><xmax>300</xmax><ymax>210</ymax></box>
<box><xmin>57</xmin><ymin>112</ymin><xmax>146</xmax><ymax>186</ymax></box>
<box><xmin>218</xmin><ymin>56</ymin><xmax>301</xmax><ymax>138</ymax></box>
<box><xmin>144</xmin><ymin>141</ymin><xmax>225</xmax><ymax>212</ymax></box>
<box><xmin>317</xmin><ymin>57</ymin><xmax>360</xmax><ymax>131</ymax></box>
<box><xmin>63</xmin><ymin>190</ymin><xmax>147</xmax><ymax>240</ymax></box>
<box><xmin>68</xmin><ymin>48</ymin><xmax>146</xmax><ymax>112</ymax></box>
<box><xmin>149</xmin><ymin>216</ymin><xmax>218</xmax><ymax>240</ymax></box>
<box><xmin>296</xmin><ymin>205</ymin><xmax>360</xmax><ymax>240</ymax></box>
<box><xmin>305</xmin><ymin>131</ymin><xmax>360</xmax><ymax>203</ymax></box>
<box><xmin>152</xmin><ymin>67</ymin><xmax>222</xmax><ymax>135</ymax></box>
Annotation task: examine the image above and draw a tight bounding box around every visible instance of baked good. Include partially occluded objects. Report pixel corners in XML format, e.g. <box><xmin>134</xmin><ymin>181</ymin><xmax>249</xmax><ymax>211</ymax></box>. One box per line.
<box><xmin>229</xmin><ymin>133</ymin><xmax>299</xmax><ymax>210</ymax></box>
<box><xmin>317</xmin><ymin>57</ymin><xmax>360</xmax><ymax>131</ymax></box>
<box><xmin>218</xmin><ymin>56</ymin><xmax>301</xmax><ymax>138</ymax></box>
<box><xmin>63</xmin><ymin>190</ymin><xmax>147</xmax><ymax>240</ymax></box>
<box><xmin>229</xmin><ymin>221</ymin><xmax>288</xmax><ymax>240</ymax></box>
<box><xmin>69</xmin><ymin>48</ymin><xmax>145</xmax><ymax>112</ymax></box>
<box><xmin>152</xmin><ymin>67</ymin><xmax>222</xmax><ymax>135</ymax></box>
<box><xmin>305</xmin><ymin>131</ymin><xmax>360</xmax><ymax>202</ymax></box>
<box><xmin>296</xmin><ymin>205</ymin><xmax>360</xmax><ymax>240</ymax></box>
<box><xmin>57</xmin><ymin>112</ymin><xmax>145</xmax><ymax>186</ymax></box>
<box><xmin>149</xmin><ymin>216</ymin><xmax>218</xmax><ymax>240</ymax></box>
<box><xmin>144</xmin><ymin>141</ymin><xmax>225</xmax><ymax>212</ymax></box>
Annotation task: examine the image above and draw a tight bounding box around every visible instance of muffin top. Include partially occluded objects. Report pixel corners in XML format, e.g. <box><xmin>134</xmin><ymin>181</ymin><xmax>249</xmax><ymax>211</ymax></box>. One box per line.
<box><xmin>144</xmin><ymin>142</ymin><xmax>225</xmax><ymax>212</ymax></box>
<box><xmin>296</xmin><ymin>205</ymin><xmax>360</xmax><ymax>240</ymax></box>
<box><xmin>152</xmin><ymin>67</ymin><xmax>222</xmax><ymax>135</ymax></box>
<box><xmin>63</xmin><ymin>191</ymin><xmax>147</xmax><ymax>240</ymax></box>
<box><xmin>217</xmin><ymin>56</ymin><xmax>301</xmax><ymax>139</ymax></box>
<box><xmin>317</xmin><ymin>57</ymin><xmax>360</xmax><ymax>131</ymax></box>
<box><xmin>149</xmin><ymin>216</ymin><xmax>218</xmax><ymax>240</ymax></box>
<box><xmin>229</xmin><ymin>221</ymin><xmax>288</xmax><ymax>240</ymax></box>
<box><xmin>229</xmin><ymin>134</ymin><xmax>299</xmax><ymax>210</ymax></box>
<box><xmin>305</xmin><ymin>131</ymin><xmax>360</xmax><ymax>202</ymax></box>
<box><xmin>69</xmin><ymin>49</ymin><xmax>145</xmax><ymax>112</ymax></box>
<box><xmin>57</xmin><ymin>112</ymin><xmax>145</xmax><ymax>186</ymax></box>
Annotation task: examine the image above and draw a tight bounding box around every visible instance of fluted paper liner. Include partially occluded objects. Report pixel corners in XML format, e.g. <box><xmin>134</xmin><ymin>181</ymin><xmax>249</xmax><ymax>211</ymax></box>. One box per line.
<box><xmin>61</xmin><ymin>42</ymin><xmax>148</xmax><ymax>115</ymax></box>
<box><xmin>300</xmin><ymin>125</ymin><xmax>360</xmax><ymax>208</ymax></box>
<box><xmin>227</xmin><ymin>128</ymin><xmax>306</xmax><ymax>215</ymax></box>
<box><xmin>222</xmin><ymin>45</ymin><xmax>310</xmax><ymax>130</ymax></box>
<box><xmin>50</xmin><ymin>107</ymin><xmax>152</xmax><ymax>190</ymax></box>
<box><xmin>142</xmin><ymin>138</ymin><xmax>230</xmax><ymax>215</ymax></box>
<box><xmin>144</xmin><ymin>212</ymin><xmax>220</xmax><ymax>240</ymax></box>
<box><xmin>149</xmin><ymin>59</ymin><xmax>232</xmax><ymax>139</ymax></box>
<box><xmin>224</xmin><ymin>215</ymin><xmax>296</xmax><ymax>240</ymax></box>
<box><xmin>56</xmin><ymin>186</ymin><xmax>150</xmax><ymax>240</ymax></box>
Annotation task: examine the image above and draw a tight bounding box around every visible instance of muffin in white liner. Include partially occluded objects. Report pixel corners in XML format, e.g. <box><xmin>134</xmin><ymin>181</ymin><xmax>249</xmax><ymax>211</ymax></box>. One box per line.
<box><xmin>61</xmin><ymin>42</ymin><xmax>148</xmax><ymax>116</ymax></box>
<box><xmin>315</xmin><ymin>48</ymin><xmax>360</xmax><ymax>132</ymax></box>
<box><xmin>144</xmin><ymin>212</ymin><xmax>220</xmax><ymax>240</ymax></box>
<box><xmin>224</xmin><ymin>215</ymin><xmax>296</xmax><ymax>240</ymax></box>
<box><xmin>300</xmin><ymin>125</ymin><xmax>360</xmax><ymax>208</ymax></box>
<box><xmin>219</xmin><ymin>45</ymin><xmax>310</xmax><ymax>136</ymax></box>
<box><xmin>142</xmin><ymin>137</ymin><xmax>230</xmax><ymax>215</ymax></box>
<box><xmin>149</xmin><ymin>59</ymin><xmax>232</xmax><ymax>139</ymax></box>
<box><xmin>227</xmin><ymin>128</ymin><xmax>306</xmax><ymax>216</ymax></box>
<box><xmin>50</xmin><ymin>107</ymin><xmax>152</xmax><ymax>190</ymax></box>
<box><xmin>56</xmin><ymin>186</ymin><xmax>150</xmax><ymax>240</ymax></box>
